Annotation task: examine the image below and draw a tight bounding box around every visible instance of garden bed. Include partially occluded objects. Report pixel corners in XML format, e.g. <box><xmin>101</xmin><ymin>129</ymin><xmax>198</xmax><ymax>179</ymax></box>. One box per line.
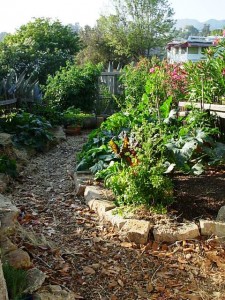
<box><xmin>170</xmin><ymin>165</ymin><xmax>225</xmax><ymax>221</ymax></box>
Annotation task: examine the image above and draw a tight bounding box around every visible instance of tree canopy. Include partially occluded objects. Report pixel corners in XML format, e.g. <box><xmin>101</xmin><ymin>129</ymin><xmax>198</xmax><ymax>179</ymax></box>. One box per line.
<box><xmin>98</xmin><ymin>0</ymin><xmax>175</xmax><ymax>61</ymax></box>
<box><xmin>0</xmin><ymin>18</ymin><xmax>80</xmax><ymax>84</ymax></box>
<box><xmin>77</xmin><ymin>0</ymin><xmax>175</xmax><ymax>66</ymax></box>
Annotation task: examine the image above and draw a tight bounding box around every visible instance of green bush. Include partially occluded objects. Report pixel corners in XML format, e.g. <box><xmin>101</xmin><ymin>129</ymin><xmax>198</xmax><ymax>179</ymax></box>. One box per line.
<box><xmin>44</xmin><ymin>62</ymin><xmax>103</xmax><ymax>111</ymax></box>
<box><xmin>1</xmin><ymin>111</ymin><xmax>53</xmax><ymax>151</ymax></box>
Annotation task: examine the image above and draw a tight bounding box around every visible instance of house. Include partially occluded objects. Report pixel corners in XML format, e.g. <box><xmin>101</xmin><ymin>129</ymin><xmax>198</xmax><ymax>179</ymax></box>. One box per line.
<box><xmin>166</xmin><ymin>36</ymin><xmax>221</xmax><ymax>63</ymax></box>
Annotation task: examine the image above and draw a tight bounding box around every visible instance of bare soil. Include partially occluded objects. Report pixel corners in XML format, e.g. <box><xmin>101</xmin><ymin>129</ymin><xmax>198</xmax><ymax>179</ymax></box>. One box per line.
<box><xmin>4</xmin><ymin>132</ymin><xmax>225</xmax><ymax>300</ymax></box>
<box><xmin>170</xmin><ymin>166</ymin><xmax>225</xmax><ymax>221</ymax></box>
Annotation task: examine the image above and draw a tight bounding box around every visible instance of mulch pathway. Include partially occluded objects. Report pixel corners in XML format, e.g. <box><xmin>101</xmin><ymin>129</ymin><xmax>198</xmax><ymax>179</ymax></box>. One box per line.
<box><xmin>4</xmin><ymin>132</ymin><xmax>225</xmax><ymax>300</ymax></box>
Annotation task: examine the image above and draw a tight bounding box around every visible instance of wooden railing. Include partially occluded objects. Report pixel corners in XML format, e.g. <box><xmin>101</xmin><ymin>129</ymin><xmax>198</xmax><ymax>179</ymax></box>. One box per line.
<box><xmin>178</xmin><ymin>101</ymin><xmax>225</xmax><ymax>135</ymax></box>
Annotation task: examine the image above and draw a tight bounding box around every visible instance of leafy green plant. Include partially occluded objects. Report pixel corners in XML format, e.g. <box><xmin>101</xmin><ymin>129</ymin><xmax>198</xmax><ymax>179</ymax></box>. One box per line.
<box><xmin>0</xmin><ymin>155</ymin><xmax>17</xmax><ymax>177</ymax></box>
<box><xmin>63</xmin><ymin>106</ymin><xmax>94</xmax><ymax>127</ymax></box>
<box><xmin>1</xmin><ymin>112</ymin><xmax>53</xmax><ymax>151</ymax></box>
<box><xmin>28</xmin><ymin>103</ymin><xmax>64</xmax><ymax>126</ymax></box>
<box><xmin>2</xmin><ymin>263</ymin><xmax>27</xmax><ymax>300</ymax></box>
<box><xmin>44</xmin><ymin>62</ymin><xmax>102</xmax><ymax>111</ymax></box>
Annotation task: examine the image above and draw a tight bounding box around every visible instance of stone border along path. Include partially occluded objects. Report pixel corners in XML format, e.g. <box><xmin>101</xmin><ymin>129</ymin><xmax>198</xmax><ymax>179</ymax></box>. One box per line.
<box><xmin>76</xmin><ymin>173</ymin><xmax>225</xmax><ymax>245</ymax></box>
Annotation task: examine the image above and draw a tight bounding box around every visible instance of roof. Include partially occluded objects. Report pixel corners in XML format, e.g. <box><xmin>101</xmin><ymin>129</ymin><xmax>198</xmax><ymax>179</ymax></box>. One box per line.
<box><xmin>166</xmin><ymin>40</ymin><xmax>213</xmax><ymax>50</ymax></box>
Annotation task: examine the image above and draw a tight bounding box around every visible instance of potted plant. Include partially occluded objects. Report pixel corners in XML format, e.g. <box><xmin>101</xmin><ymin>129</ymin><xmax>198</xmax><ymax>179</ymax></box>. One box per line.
<box><xmin>63</xmin><ymin>107</ymin><xmax>83</xmax><ymax>135</ymax></box>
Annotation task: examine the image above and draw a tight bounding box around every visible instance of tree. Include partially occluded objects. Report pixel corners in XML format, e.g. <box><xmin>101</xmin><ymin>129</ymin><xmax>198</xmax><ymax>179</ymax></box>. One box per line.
<box><xmin>177</xmin><ymin>25</ymin><xmax>199</xmax><ymax>39</ymax></box>
<box><xmin>77</xmin><ymin>25</ymin><xmax>114</xmax><ymax>66</ymax></box>
<box><xmin>0</xmin><ymin>18</ymin><xmax>80</xmax><ymax>84</ymax></box>
<box><xmin>201</xmin><ymin>24</ymin><xmax>210</xmax><ymax>36</ymax></box>
<box><xmin>97</xmin><ymin>0</ymin><xmax>175</xmax><ymax>61</ymax></box>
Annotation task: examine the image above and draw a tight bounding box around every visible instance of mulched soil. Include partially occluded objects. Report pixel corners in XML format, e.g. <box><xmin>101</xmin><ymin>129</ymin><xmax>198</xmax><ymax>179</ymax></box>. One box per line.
<box><xmin>4</xmin><ymin>131</ymin><xmax>225</xmax><ymax>300</ymax></box>
<box><xmin>170</xmin><ymin>166</ymin><xmax>225</xmax><ymax>221</ymax></box>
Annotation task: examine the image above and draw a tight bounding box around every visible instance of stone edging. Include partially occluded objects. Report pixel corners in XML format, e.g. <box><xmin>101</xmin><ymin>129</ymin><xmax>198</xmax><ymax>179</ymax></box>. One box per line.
<box><xmin>76</xmin><ymin>174</ymin><xmax>225</xmax><ymax>245</ymax></box>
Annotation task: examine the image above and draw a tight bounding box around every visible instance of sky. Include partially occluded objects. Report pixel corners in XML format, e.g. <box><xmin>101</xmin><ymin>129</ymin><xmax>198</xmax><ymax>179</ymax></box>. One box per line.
<box><xmin>1</xmin><ymin>0</ymin><xmax>225</xmax><ymax>33</ymax></box>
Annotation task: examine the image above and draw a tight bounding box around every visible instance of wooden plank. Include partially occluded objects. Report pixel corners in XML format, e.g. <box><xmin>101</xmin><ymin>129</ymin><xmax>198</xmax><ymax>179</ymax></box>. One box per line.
<box><xmin>101</xmin><ymin>71</ymin><xmax>121</xmax><ymax>76</ymax></box>
<box><xmin>0</xmin><ymin>98</ymin><xmax>17</xmax><ymax>106</ymax></box>
<box><xmin>179</xmin><ymin>101</ymin><xmax>225</xmax><ymax>112</ymax></box>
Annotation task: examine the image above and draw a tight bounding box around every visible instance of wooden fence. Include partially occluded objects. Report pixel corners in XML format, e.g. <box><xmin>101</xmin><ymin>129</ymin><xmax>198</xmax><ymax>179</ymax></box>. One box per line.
<box><xmin>0</xmin><ymin>98</ymin><xmax>17</xmax><ymax>115</ymax></box>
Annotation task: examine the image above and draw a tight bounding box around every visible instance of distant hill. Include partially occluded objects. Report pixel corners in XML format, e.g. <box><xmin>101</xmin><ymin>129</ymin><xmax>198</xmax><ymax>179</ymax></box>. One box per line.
<box><xmin>175</xmin><ymin>19</ymin><xmax>225</xmax><ymax>30</ymax></box>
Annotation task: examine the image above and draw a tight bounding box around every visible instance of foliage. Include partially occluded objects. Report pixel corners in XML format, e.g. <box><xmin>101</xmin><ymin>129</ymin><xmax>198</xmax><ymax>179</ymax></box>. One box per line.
<box><xmin>0</xmin><ymin>18</ymin><xmax>80</xmax><ymax>84</ymax></box>
<box><xmin>63</xmin><ymin>106</ymin><xmax>94</xmax><ymax>127</ymax></box>
<box><xmin>78</xmin><ymin>60</ymin><xmax>225</xmax><ymax>208</ymax></box>
<box><xmin>2</xmin><ymin>263</ymin><xmax>27</xmax><ymax>300</ymax></box>
<box><xmin>77</xmin><ymin>111</ymin><xmax>130</xmax><ymax>172</ymax></box>
<box><xmin>1</xmin><ymin>112</ymin><xmax>53</xmax><ymax>151</ymax></box>
<box><xmin>184</xmin><ymin>39</ymin><xmax>225</xmax><ymax>103</ymax></box>
<box><xmin>28</xmin><ymin>103</ymin><xmax>63</xmax><ymax>126</ymax></box>
<box><xmin>44</xmin><ymin>62</ymin><xmax>102</xmax><ymax>111</ymax></box>
<box><xmin>77</xmin><ymin>25</ymin><xmax>116</xmax><ymax>66</ymax></box>
<box><xmin>0</xmin><ymin>155</ymin><xmax>17</xmax><ymax>177</ymax></box>
<box><xmin>97</xmin><ymin>0</ymin><xmax>175</xmax><ymax>61</ymax></box>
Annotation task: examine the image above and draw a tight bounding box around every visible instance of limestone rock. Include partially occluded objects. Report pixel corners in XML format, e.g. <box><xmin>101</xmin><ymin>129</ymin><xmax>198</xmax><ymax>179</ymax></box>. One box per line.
<box><xmin>104</xmin><ymin>209</ymin><xmax>127</xmax><ymax>229</ymax></box>
<box><xmin>74</xmin><ymin>173</ymin><xmax>94</xmax><ymax>196</ymax></box>
<box><xmin>4</xmin><ymin>249</ymin><xmax>32</xmax><ymax>269</ymax></box>
<box><xmin>87</xmin><ymin>199</ymin><xmax>116</xmax><ymax>219</ymax></box>
<box><xmin>120</xmin><ymin>219</ymin><xmax>152</xmax><ymax>244</ymax></box>
<box><xmin>0</xmin><ymin>259</ymin><xmax>8</xmax><ymax>300</ymax></box>
<box><xmin>217</xmin><ymin>206</ymin><xmax>225</xmax><ymax>222</ymax></box>
<box><xmin>84</xmin><ymin>185</ymin><xmax>114</xmax><ymax>203</ymax></box>
<box><xmin>33</xmin><ymin>285</ymin><xmax>76</xmax><ymax>300</ymax></box>
<box><xmin>153</xmin><ymin>222</ymin><xmax>200</xmax><ymax>243</ymax></box>
<box><xmin>13</xmin><ymin>148</ymin><xmax>29</xmax><ymax>165</ymax></box>
<box><xmin>0</xmin><ymin>133</ymin><xmax>12</xmax><ymax>147</ymax></box>
<box><xmin>49</xmin><ymin>126</ymin><xmax>66</xmax><ymax>144</ymax></box>
<box><xmin>0</xmin><ymin>194</ymin><xmax>19</xmax><ymax>236</ymax></box>
<box><xmin>23</xmin><ymin>268</ymin><xmax>46</xmax><ymax>294</ymax></box>
<box><xmin>200</xmin><ymin>219</ymin><xmax>225</xmax><ymax>238</ymax></box>
<box><xmin>0</xmin><ymin>237</ymin><xmax>17</xmax><ymax>255</ymax></box>
<box><xmin>0</xmin><ymin>174</ymin><xmax>9</xmax><ymax>193</ymax></box>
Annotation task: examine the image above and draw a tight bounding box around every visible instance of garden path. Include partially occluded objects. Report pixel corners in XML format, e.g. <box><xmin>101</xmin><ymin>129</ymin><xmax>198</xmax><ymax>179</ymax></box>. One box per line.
<box><xmin>5</xmin><ymin>132</ymin><xmax>225</xmax><ymax>300</ymax></box>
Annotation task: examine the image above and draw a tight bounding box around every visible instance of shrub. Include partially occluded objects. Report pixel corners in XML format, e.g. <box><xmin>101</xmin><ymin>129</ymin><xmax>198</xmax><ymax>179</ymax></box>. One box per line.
<box><xmin>44</xmin><ymin>62</ymin><xmax>103</xmax><ymax>111</ymax></box>
<box><xmin>1</xmin><ymin>112</ymin><xmax>53</xmax><ymax>151</ymax></box>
